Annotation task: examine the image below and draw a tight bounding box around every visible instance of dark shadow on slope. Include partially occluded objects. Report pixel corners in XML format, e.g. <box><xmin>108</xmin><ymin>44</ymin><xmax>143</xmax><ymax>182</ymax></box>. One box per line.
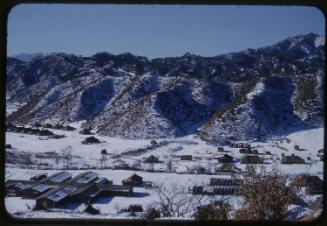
<box><xmin>77</xmin><ymin>78</ymin><xmax>114</xmax><ymax>120</ymax></box>
<box><xmin>154</xmin><ymin>80</ymin><xmax>233</xmax><ymax>137</ymax></box>
<box><xmin>95</xmin><ymin>196</ymin><xmax>113</xmax><ymax>204</ymax></box>
<box><xmin>252</xmin><ymin>76</ymin><xmax>309</xmax><ymax>138</ymax></box>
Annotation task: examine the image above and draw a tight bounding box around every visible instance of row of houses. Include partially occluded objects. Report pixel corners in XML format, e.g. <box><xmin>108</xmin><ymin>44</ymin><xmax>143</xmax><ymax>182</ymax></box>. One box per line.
<box><xmin>5</xmin><ymin>171</ymin><xmax>138</xmax><ymax>210</ymax></box>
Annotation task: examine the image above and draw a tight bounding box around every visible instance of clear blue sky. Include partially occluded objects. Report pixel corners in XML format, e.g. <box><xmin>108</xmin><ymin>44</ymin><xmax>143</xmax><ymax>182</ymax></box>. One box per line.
<box><xmin>7</xmin><ymin>4</ymin><xmax>325</xmax><ymax>59</ymax></box>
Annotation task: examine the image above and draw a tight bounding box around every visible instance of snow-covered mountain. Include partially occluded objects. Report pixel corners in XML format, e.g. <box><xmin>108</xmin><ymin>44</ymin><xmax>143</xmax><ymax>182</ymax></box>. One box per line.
<box><xmin>6</xmin><ymin>33</ymin><xmax>325</xmax><ymax>143</ymax></box>
<box><xmin>9</xmin><ymin>52</ymin><xmax>46</xmax><ymax>62</ymax></box>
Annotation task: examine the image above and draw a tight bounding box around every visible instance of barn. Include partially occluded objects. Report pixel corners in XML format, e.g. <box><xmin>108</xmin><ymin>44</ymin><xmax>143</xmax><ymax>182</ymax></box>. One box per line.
<box><xmin>35</xmin><ymin>185</ymin><xmax>77</xmax><ymax>209</ymax></box>
<box><xmin>217</xmin><ymin>154</ymin><xmax>233</xmax><ymax>163</ymax></box>
<box><xmin>241</xmin><ymin>155</ymin><xmax>263</xmax><ymax>164</ymax></box>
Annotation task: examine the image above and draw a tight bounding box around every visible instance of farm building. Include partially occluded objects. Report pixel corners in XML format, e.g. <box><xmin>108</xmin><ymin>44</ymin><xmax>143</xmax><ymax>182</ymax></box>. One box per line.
<box><xmin>209</xmin><ymin>178</ymin><xmax>240</xmax><ymax>186</ymax></box>
<box><xmin>211</xmin><ymin>186</ymin><xmax>239</xmax><ymax>195</ymax></box>
<box><xmin>95</xmin><ymin>177</ymin><xmax>112</xmax><ymax>185</ymax></box>
<box><xmin>69</xmin><ymin>171</ymin><xmax>99</xmax><ymax>184</ymax></box>
<box><xmin>241</xmin><ymin>155</ymin><xmax>263</xmax><ymax>164</ymax></box>
<box><xmin>46</xmin><ymin>172</ymin><xmax>72</xmax><ymax>184</ymax></box>
<box><xmin>180</xmin><ymin>155</ymin><xmax>193</xmax><ymax>161</ymax></box>
<box><xmin>144</xmin><ymin>155</ymin><xmax>160</xmax><ymax>163</ymax></box>
<box><xmin>217</xmin><ymin>154</ymin><xmax>233</xmax><ymax>163</ymax></box>
<box><xmin>207</xmin><ymin>178</ymin><xmax>240</xmax><ymax>195</ymax></box>
<box><xmin>122</xmin><ymin>174</ymin><xmax>143</xmax><ymax>186</ymax></box>
<box><xmin>98</xmin><ymin>184</ymin><xmax>133</xmax><ymax>196</ymax></box>
<box><xmin>35</xmin><ymin>185</ymin><xmax>78</xmax><ymax>209</ymax></box>
<box><xmin>21</xmin><ymin>183</ymin><xmax>52</xmax><ymax>199</ymax></box>
<box><xmin>281</xmin><ymin>154</ymin><xmax>305</xmax><ymax>164</ymax></box>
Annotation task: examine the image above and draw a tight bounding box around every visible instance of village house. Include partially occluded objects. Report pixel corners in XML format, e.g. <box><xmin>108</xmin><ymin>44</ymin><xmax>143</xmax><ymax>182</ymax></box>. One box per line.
<box><xmin>122</xmin><ymin>174</ymin><xmax>143</xmax><ymax>186</ymax></box>
<box><xmin>81</xmin><ymin>136</ymin><xmax>100</xmax><ymax>144</ymax></box>
<box><xmin>216</xmin><ymin>154</ymin><xmax>233</xmax><ymax>163</ymax></box>
<box><xmin>150</xmin><ymin>140</ymin><xmax>158</xmax><ymax>145</ymax></box>
<box><xmin>241</xmin><ymin>155</ymin><xmax>263</xmax><ymax>164</ymax></box>
<box><xmin>180</xmin><ymin>155</ymin><xmax>193</xmax><ymax>161</ymax></box>
<box><xmin>239</xmin><ymin>148</ymin><xmax>253</xmax><ymax>154</ymax></box>
<box><xmin>281</xmin><ymin>154</ymin><xmax>305</xmax><ymax>164</ymax></box>
<box><xmin>45</xmin><ymin>171</ymin><xmax>72</xmax><ymax>184</ymax></box>
<box><xmin>144</xmin><ymin>155</ymin><xmax>160</xmax><ymax>164</ymax></box>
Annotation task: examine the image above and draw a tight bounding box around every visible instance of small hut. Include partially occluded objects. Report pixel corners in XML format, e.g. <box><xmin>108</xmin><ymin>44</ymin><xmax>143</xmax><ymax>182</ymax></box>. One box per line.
<box><xmin>296</xmin><ymin>175</ymin><xmax>323</xmax><ymax>195</ymax></box>
<box><xmin>82</xmin><ymin>136</ymin><xmax>100</xmax><ymax>144</ymax></box>
<box><xmin>217</xmin><ymin>147</ymin><xmax>224</xmax><ymax>152</ymax></box>
<box><xmin>150</xmin><ymin>140</ymin><xmax>158</xmax><ymax>145</ymax></box>
<box><xmin>217</xmin><ymin>154</ymin><xmax>233</xmax><ymax>163</ymax></box>
<box><xmin>122</xmin><ymin>174</ymin><xmax>143</xmax><ymax>186</ymax></box>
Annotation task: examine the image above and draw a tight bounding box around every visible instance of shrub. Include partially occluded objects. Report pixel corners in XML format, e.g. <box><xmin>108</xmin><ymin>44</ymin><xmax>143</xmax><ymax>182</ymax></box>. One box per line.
<box><xmin>195</xmin><ymin>200</ymin><xmax>230</xmax><ymax>220</ymax></box>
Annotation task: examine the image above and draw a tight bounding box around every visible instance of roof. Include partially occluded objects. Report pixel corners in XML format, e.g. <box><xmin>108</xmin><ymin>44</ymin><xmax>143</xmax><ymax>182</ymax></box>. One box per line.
<box><xmin>31</xmin><ymin>184</ymin><xmax>51</xmax><ymax>193</ymax></box>
<box><xmin>95</xmin><ymin>177</ymin><xmax>110</xmax><ymax>184</ymax></box>
<box><xmin>75</xmin><ymin>172</ymin><xmax>98</xmax><ymax>184</ymax></box>
<box><xmin>14</xmin><ymin>182</ymin><xmax>29</xmax><ymax>190</ymax></box>
<box><xmin>70</xmin><ymin>184</ymin><xmax>94</xmax><ymax>196</ymax></box>
<box><xmin>47</xmin><ymin>185</ymin><xmax>77</xmax><ymax>202</ymax></box>
<box><xmin>48</xmin><ymin>172</ymin><xmax>72</xmax><ymax>183</ymax></box>
<box><xmin>210</xmin><ymin>178</ymin><xmax>240</xmax><ymax>186</ymax></box>
<box><xmin>129</xmin><ymin>173</ymin><xmax>143</xmax><ymax>180</ymax></box>
<box><xmin>281</xmin><ymin>155</ymin><xmax>305</xmax><ymax>163</ymax></box>
<box><xmin>144</xmin><ymin>155</ymin><xmax>159</xmax><ymax>163</ymax></box>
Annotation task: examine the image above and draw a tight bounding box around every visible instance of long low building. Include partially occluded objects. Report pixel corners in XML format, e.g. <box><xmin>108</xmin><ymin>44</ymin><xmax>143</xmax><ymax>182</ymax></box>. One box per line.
<box><xmin>6</xmin><ymin>171</ymin><xmax>135</xmax><ymax>210</ymax></box>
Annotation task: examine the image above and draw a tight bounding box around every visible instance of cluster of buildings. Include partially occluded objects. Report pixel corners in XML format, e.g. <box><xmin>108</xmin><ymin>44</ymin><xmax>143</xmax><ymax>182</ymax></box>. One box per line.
<box><xmin>5</xmin><ymin>171</ymin><xmax>146</xmax><ymax>211</ymax></box>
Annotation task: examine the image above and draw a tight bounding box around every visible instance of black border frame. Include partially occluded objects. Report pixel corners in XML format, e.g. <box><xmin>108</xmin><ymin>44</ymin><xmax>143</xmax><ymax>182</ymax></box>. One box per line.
<box><xmin>0</xmin><ymin>0</ymin><xmax>326</xmax><ymax>226</ymax></box>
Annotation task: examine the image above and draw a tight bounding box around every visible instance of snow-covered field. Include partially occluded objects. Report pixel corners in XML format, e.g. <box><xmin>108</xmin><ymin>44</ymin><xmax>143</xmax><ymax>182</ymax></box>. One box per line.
<box><xmin>4</xmin><ymin>122</ymin><xmax>324</xmax><ymax>220</ymax></box>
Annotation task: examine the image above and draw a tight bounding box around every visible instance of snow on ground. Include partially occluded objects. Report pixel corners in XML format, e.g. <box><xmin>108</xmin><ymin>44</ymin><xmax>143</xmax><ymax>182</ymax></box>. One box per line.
<box><xmin>4</xmin><ymin>123</ymin><xmax>324</xmax><ymax>219</ymax></box>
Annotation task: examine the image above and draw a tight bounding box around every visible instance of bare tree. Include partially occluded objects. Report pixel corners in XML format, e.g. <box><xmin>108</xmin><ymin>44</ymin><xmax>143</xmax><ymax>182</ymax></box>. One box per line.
<box><xmin>233</xmin><ymin>164</ymin><xmax>303</xmax><ymax>220</ymax></box>
<box><xmin>61</xmin><ymin>146</ymin><xmax>73</xmax><ymax>169</ymax></box>
<box><xmin>53</xmin><ymin>153</ymin><xmax>61</xmax><ymax>170</ymax></box>
<box><xmin>100</xmin><ymin>154</ymin><xmax>108</xmax><ymax>169</ymax></box>
<box><xmin>166</xmin><ymin>158</ymin><xmax>173</xmax><ymax>173</ymax></box>
<box><xmin>152</xmin><ymin>182</ymin><xmax>205</xmax><ymax>218</ymax></box>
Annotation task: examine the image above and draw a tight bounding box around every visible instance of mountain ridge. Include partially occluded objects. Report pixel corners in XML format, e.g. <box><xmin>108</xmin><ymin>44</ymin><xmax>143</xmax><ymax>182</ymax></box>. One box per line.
<box><xmin>6</xmin><ymin>33</ymin><xmax>325</xmax><ymax>143</ymax></box>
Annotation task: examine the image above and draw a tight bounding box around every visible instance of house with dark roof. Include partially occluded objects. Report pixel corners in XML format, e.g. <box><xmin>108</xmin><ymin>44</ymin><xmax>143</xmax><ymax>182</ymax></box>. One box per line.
<box><xmin>30</xmin><ymin>173</ymin><xmax>47</xmax><ymax>181</ymax></box>
<box><xmin>281</xmin><ymin>154</ymin><xmax>305</xmax><ymax>164</ymax></box>
<box><xmin>144</xmin><ymin>155</ymin><xmax>160</xmax><ymax>163</ymax></box>
<box><xmin>81</xmin><ymin>136</ymin><xmax>100</xmax><ymax>144</ymax></box>
<box><xmin>217</xmin><ymin>154</ymin><xmax>233</xmax><ymax>163</ymax></box>
<box><xmin>241</xmin><ymin>155</ymin><xmax>263</xmax><ymax>164</ymax></box>
<box><xmin>122</xmin><ymin>174</ymin><xmax>143</xmax><ymax>186</ymax></box>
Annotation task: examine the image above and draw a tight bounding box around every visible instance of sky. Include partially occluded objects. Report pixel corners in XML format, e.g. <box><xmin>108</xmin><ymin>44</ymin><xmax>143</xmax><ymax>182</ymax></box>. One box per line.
<box><xmin>7</xmin><ymin>4</ymin><xmax>325</xmax><ymax>59</ymax></box>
